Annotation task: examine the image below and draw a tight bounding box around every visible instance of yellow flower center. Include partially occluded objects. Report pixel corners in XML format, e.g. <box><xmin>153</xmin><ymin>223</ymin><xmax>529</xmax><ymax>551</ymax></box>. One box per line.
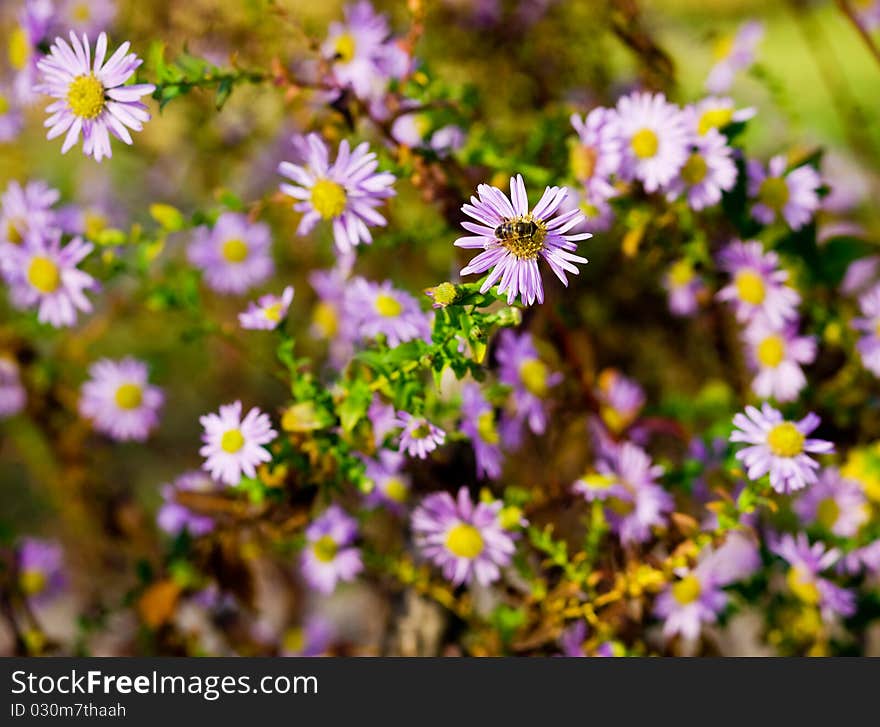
<box><xmin>6</xmin><ymin>219</ymin><xmax>24</xmax><ymax>245</ymax></box>
<box><xmin>519</xmin><ymin>358</ymin><xmax>549</xmax><ymax>397</ymax></box>
<box><xmin>759</xmin><ymin>176</ymin><xmax>790</xmax><ymax>212</ymax></box>
<box><xmin>445</xmin><ymin>523</ymin><xmax>484</xmax><ymax>559</ymax></box>
<box><xmin>580</xmin><ymin>473</ymin><xmax>616</xmax><ymax>491</ymax></box>
<box><xmin>496</xmin><ymin>215</ymin><xmax>547</xmax><ymax>260</ymax></box>
<box><xmin>712</xmin><ymin>34</ymin><xmax>734</xmax><ymax>61</ymax></box>
<box><xmin>680</xmin><ymin>153</ymin><xmax>708</xmax><ymax>185</ymax></box>
<box><xmin>114</xmin><ymin>383</ymin><xmax>143</xmax><ymax>410</ymax></box>
<box><xmin>221</xmin><ymin>429</ymin><xmax>245</xmax><ymax>454</ymax></box>
<box><xmin>67</xmin><ymin>75</ymin><xmax>106</xmax><ymax>120</ymax></box>
<box><xmin>282</xmin><ymin>627</ymin><xmax>305</xmax><ymax>654</ymax></box>
<box><xmin>668</xmin><ymin>259</ymin><xmax>695</xmax><ymax>287</ymax></box>
<box><xmin>72</xmin><ymin>2</ymin><xmax>91</xmax><ymax>21</ymax></box>
<box><xmin>84</xmin><ymin>211</ymin><xmax>108</xmax><ymax>240</ymax></box>
<box><xmin>476</xmin><ymin>410</ymin><xmax>500</xmax><ymax>445</ymax></box>
<box><xmin>570</xmin><ymin>143</ymin><xmax>598</xmax><ymax>181</ymax></box>
<box><xmin>310</xmin><ymin>179</ymin><xmax>347</xmax><ymax>220</ymax></box>
<box><xmin>221</xmin><ymin>238</ymin><xmax>249</xmax><ymax>263</ymax></box>
<box><xmin>786</xmin><ymin>566</ymin><xmax>820</xmax><ymax>605</ymax></box>
<box><xmin>383</xmin><ymin>477</ymin><xmax>408</xmax><ymax>503</ymax></box>
<box><xmin>607</xmin><ymin>496</ymin><xmax>635</xmax><ymax>516</ymax></box>
<box><xmin>375</xmin><ymin>293</ymin><xmax>403</xmax><ymax>317</ymax></box>
<box><xmin>333</xmin><ymin>33</ymin><xmax>357</xmax><ymax>63</ymax></box>
<box><xmin>672</xmin><ymin>574</ymin><xmax>702</xmax><ymax>605</ymax></box>
<box><xmin>698</xmin><ymin>107</ymin><xmax>734</xmax><ymax>135</ymax></box>
<box><xmin>766</xmin><ymin>422</ymin><xmax>805</xmax><ymax>458</ymax></box>
<box><xmin>756</xmin><ymin>334</ymin><xmax>785</xmax><ymax>368</ymax></box>
<box><xmin>263</xmin><ymin>302</ymin><xmax>284</xmax><ymax>322</ymax></box>
<box><xmin>19</xmin><ymin>569</ymin><xmax>47</xmax><ymax>596</ymax></box>
<box><xmin>8</xmin><ymin>27</ymin><xmax>29</xmax><ymax>71</ymax></box>
<box><xmin>816</xmin><ymin>497</ymin><xmax>840</xmax><ymax>530</ymax></box>
<box><xmin>631</xmin><ymin>128</ymin><xmax>659</xmax><ymax>159</ymax></box>
<box><xmin>27</xmin><ymin>256</ymin><xmax>61</xmax><ymax>294</ymax></box>
<box><xmin>734</xmin><ymin>269</ymin><xmax>766</xmax><ymax>305</ymax></box>
<box><xmin>313</xmin><ymin>534</ymin><xmax>339</xmax><ymax>563</ymax></box>
<box><xmin>0</xmin><ymin>93</ymin><xmax>9</xmax><ymax>116</ymax></box>
<box><xmin>410</xmin><ymin>423</ymin><xmax>431</xmax><ymax>440</ymax></box>
<box><xmin>312</xmin><ymin>301</ymin><xmax>338</xmax><ymax>337</ymax></box>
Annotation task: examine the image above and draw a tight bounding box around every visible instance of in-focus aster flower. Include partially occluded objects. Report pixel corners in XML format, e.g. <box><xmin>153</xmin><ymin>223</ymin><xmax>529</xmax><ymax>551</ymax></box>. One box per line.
<box><xmin>705</xmin><ymin>20</ymin><xmax>764</xmax><ymax>94</ymax></box>
<box><xmin>300</xmin><ymin>505</ymin><xmax>363</xmax><ymax>594</ymax></box>
<box><xmin>614</xmin><ymin>91</ymin><xmax>691</xmax><ymax>193</ymax></box>
<box><xmin>454</xmin><ymin>174</ymin><xmax>589</xmax><ymax>306</ymax></box>
<box><xmin>394</xmin><ymin>411</ymin><xmax>446</xmax><ymax>460</ymax></box>
<box><xmin>771</xmin><ymin>533</ymin><xmax>855</xmax><ymax>620</ymax></box>
<box><xmin>412</xmin><ymin>487</ymin><xmax>515</xmax><ymax>587</ymax></box>
<box><xmin>363</xmin><ymin>449</ymin><xmax>410</xmax><ymax>512</ymax></box>
<box><xmin>79</xmin><ymin>357</ymin><xmax>164</xmax><ymax>441</ymax></box>
<box><xmin>238</xmin><ymin>286</ymin><xmax>294</xmax><ymax>331</ymax></box>
<box><xmin>569</xmin><ymin>107</ymin><xmax>621</xmax><ymax>216</ymax></box>
<box><xmin>199</xmin><ymin>401</ymin><xmax>277</xmax><ymax>486</ymax></box>
<box><xmin>742</xmin><ymin>318</ymin><xmax>816</xmax><ymax>403</ymax></box>
<box><xmin>188</xmin><ymin>212</ymin><xmax>274</xmax><ymax>295</ymax></box>
<box><xmin>730</xmin><ymin>404</ymin><xmax>833</xmax><ymax>494</ymax></box>
<box><xmin>18</xmin><ymin>537</ymin><xmax>65</xmax><ymax>605</ymax></box>
<box><xmin>0</xmin><ymin>180</ymin><xmax>60</xmax><ymax>267</ymax></box>
<box><xmin>747</xmin><ymin>156</ymin><xmax>821</xmax><ymax>230</ymax></box>
<box><xmin>716</xmin><ymin>239</ymin><xmax>800</xmax><ymax>328</ymax></box>
<box><xmin>653</xmin><ymin>566</ymin><xmax>727</xmax><ymax>642</ymax></box>
<box><xmin>688</xmin><ymin>96</ymin><xmax>756</xmax><ymax>137</ymax></box>
<box><xmin>57</xmin><ymin>0</ymin><xmax>117</xmax><ymax>36</ymax></box>
<box><xmin>460</xmin><ymin>382</ymin><xmax>503</xmax><ymax>480</ymax></box>
<box><xmin>663</xmin><ymin>258</ymin><xmax>706</xmax><ymax>317</ymax></box>
<box><xmin>5</xmin><ymin>231</ymin><xmax>97</xmax><ymax>328</ymax></box>
<box><xmin>794</xmin><ymin>468</ymin><xmax>869</xmax><ymax>538</ymax></box>
<box><xmin>852</xmin><ymin>283</ymin><xmax>880</xmax><ymax>377</ymax></box>
<box><xmin>665</xmin><ymin>129</ymin><xmax>737</xmax><ymax>211</ymax></box>
<box><xmin>279</xmin><ymin>133</ymin><xmax>396</xmax><ymax>253</ymax></box>
<box><xmin>0</xmin><ymin>82</ymin><xmax>24</xmax><ymax>142</ymax></box>
<box><xmin>36</xmin><ymin>32</ymin><xmax>155</xmax><ymax>162</ymax></box>
<box><xmin>157</xmin><ymin>471</ymin><xmax>220</xmax><ymax>537</ymax></box>
<box><xmin>0</xmin><ymin>356</ymin><xmax>27</xmax><ymax>418</ymax></box>
<box><xmin>345</xmin><ymin>277</ymin><xmax>431</xmax><ymax>347</ymax></box>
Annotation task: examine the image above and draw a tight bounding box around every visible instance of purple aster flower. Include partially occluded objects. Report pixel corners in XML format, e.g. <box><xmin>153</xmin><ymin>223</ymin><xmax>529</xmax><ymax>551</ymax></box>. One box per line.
<box><xmin>368</xmin><ymin>394</ymin><xmax>398</xmax><ymax>447</ymax></box>
<box><xmin>454</xmin><ymin>174</ymin><xmax>589</xmax><ymax>306</ymax></box>
<box><xmin>596</xmin><ymin>368</ymin><xmax>645</xmax><ymax>435</ymax></box>
<box><xmin>854</xmin><ymin>0</ymin><xmax>880</xmax><ymax>30</ymax></box>
<box><xmin>411</xmin><ymin>487</ymin><xmax>515</xmax><ymax>587</ymax></box>
<box><xmin>597</xmin><ymin>442</ymin><xmax>673</xmax><ymax>545</ymax></box>
<box><xmin>666</xmin><ymin>129</ymin><xmax>737</xmax><ymax>211</ymax></box>
<box><xmin>716</xmin><ymin>239</ymin><xmax>800</xmax><ymax>328</ymax></box>
<box><xmin>839</xmin><ymin>540</ymin><xmax>880</xmax><ymax>577</ymax></box>
<box><xmin>558</xmin><ymin>620</ymin><xmax>588</xmax><ymax>657</ymax></box>
<box><xmin>742</xmin><ymin>318</ymin><xmax>816</xmax><ymax>403</ymax></box>
<box><xmin>199</xmin><ymin>401</ymin><xmax>277</xmax><ymax>486</ymax></box>
<box><xmin>653</xmin><ymin>565</ymin><xmax>727</xmax><ymax>642</ymax></box>
<box><xmin>0</xmin><ymin>81</ymin><xmax>24</xmax><ymax>142</ymax></box>
<box><xmin>852</xmin><ymin>283</ymin><xmax>880</xmax><ymax>377</ymax></box>
<box><xmin>460</xmin><ymin>382</ymin><xmax>503</xmax><ymax>480</ymax></box>
<box><xmin>496</xmin><ymin>329</ymin><xmax>562</xmax><ymax>442</ymax></box>
<box><xmin>0</xmin><ymin>356</ymin><xmax>27</xmax><ymax>418</ymax></box>
<box><xmin>18</xmin><ymin>537</ymin><xmax>65</xmax><ymax>605</ymax></box>
<box><xmin>238</xmin><ymin>286</ymin><xmax>294</xmax><ymax>330</ymax></box>
<box><xmin>705</xmin><ymin>20</ymin><xmax>764</xmax><ymax>94</ymax></box>
<box><xmin>5</xmin><ymin>231</ymin><xmax>97</xmax><ymax>328</ymax></box>
<box><xmin>747</xmin><ymin>156</ymin><xmax>821</xmax><ymax>230</ymax></box>
<box><xmin>569</xmin><ymin>107</ymin><xmax>622</xmax><ymax>212</ymax></box>
<box><xmin>300</xmin><ymin>505</ymin><xmax>363</xmax><ymax>594</ymax></box>
<box><xmin>429</xmin><ymin>125</ymin><xmax>465</xmax><ymax>156</ymax></box>
<box><xmin>0</xmin><ymin>180</ymin><xmax>61</xmax><ymax>267</ymax></box>
<box><xmin>281</xmin><ymin>615</ymin><xmax>335</xmax><ymax>657</ymax></box>
<box><xmin>78</xmin><ymin>357</ymin><xmax>164</xmax><ymax>441</ymax></box>
<box><xmin>188</xmin><ymin>212</ymin><xmax>274</xmax><ymax>295</ymax></box>
<box><xmin>345</xmin><ymin>277</ymin><xmax>431</xmax><ymax>347</ymax></box>
<box><xmin>840</xmin><ymin>256</ymin><xmax>880</xmax><ymax>298</ymax></box>
<box><xmin>157</xmin><ymin>471</ymin><xmax>220</xmax><ymax>537</ymax></box>
<box><xmin>663</xmin><ymin>258</ymin><xmax>705</xmax><ymax>317</ymax></box>
<box><xmin>56</xmin><ymin>0</ymin><xmax>117</xmax><ymax>36</ymax></box>
<box><xmin>309</xmin><ymin>267</ymin><xmax>358</xmax><ymax>369</ymax></box>
<box><xmin>688</xmin><ymin>96</ymin><xmax>756</xmax><ymax>136</ymax></box>
<box><xmin>394</xmin><ymin>411</ymin><xmax>446</xmax><ymax>460</ymax></box>
<box><xmin>614</xmin><ymin>91</ymin><xmax>691</xmax><ymax>193</ymax></box>
<box><xmin>572</xmin><ymin>470</ymin><xmax>626</xmax><ymax>503</ymax></box>
<box><xmin>700</xmin><ymin>531</ymin><xmax>761</xmax><ymax>586</ymax></box>
<box><xmin>730</xmin><ymin>404</ymin><xmax>834</xmax><ymax>494</ymax></box>
<box><xmin>795</xmin><ymin>468</ymin><xmax>869</xmax><ymax>538</ymax></box>
<box><xmin>8</xmin><ymin>0</ymin><xmax>54</xmax><ymax>105</ymax></box>
<box><xmin>278</xmin><ymin>133</ymin><xmax>396</xmax><ymax>254</ymax></box>
<box><xmin>363</xmin><ymin>449</ymin><xmax>410</xmax><ymax>512</ymax></box>
<box><xmin>771</xmin><ymin>533</ymin><xmax>855</xmax><ymax>620</ymax></box>
<box><xmin>36</xmin><ymin>32</ymin><xmax>155</xmax><ymax>162</ymax></box>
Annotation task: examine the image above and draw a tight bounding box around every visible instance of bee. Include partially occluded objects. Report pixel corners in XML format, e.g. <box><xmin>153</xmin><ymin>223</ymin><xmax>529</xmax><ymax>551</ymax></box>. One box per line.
<box><xmin>495</xmin><ymin>219</ymin><xmax>538</xmax><ymax>241</ymax></box>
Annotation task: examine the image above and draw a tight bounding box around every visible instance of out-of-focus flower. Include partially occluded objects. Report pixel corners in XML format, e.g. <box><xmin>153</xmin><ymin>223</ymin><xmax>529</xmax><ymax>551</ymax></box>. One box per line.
<box><xmin>157</xmin><ymin>471</ymin><xmax>220</xmax><ymax>537</ymax></box>
<box><xmin>455</xmin><ymin>174</ymin><xmax>589</xmax><ymax>306</ymax></box>
<box><xmin>841</xmin><ymin>441</ymin><xmax>880</xmax><ymax>503</ymax></box>
<box><xmin>368</xmin><ymin>394</ymin><xmax>398</xmax><ymax>448</ymax></box>
<box><xmin>666</xmin><ymin>129</ymin><xmax>737</xmax><ymax>211</ymax></box>
<box><xmin>771</xmin><ymin>533</ymin><xmax>855</xmax><ymax>621</ymax></box>
<box><xmin>614</xmin><ymin>91</ymin><xmax>690</xmax><ymax>193</ymax></box>
<box><xmin>363</xmin><ymin>449</ymin><xmax>410</xmax><ymax>512</ymax></box>
<box><xmin>0</xmin><ymin>356</ymin><xmax>27</xmax><ymax>418</ymax></box>
<box><xmin>795</xmin><ymin>468</ymin><xmax>869</xmax><ymax>538</ymax></box>
<box><xmin>310</xmin><ymin>267</ymin><xmax>357</xmax><ymax>369</ymax></box>
<box><xmin>18</xmin><ymin>537</ymin><xmax>65</xmax><ymax>605</ymax></box>
<box><xmin>345</xmin><ymin>278</ymin><xmax>431</xmax><ymax>347</ymax></box>
<box><xmin>569</xmin><ymin>107</ymin><xmax>621</xmax><ymax>218</ymax></box>
<box><xmin>853</xmin><ymin>283</ymin><xmax>880</xmax><ymax>377</ymax></box>
<box><xmin>199</xmin><ymin>401</ymin><xmax>277</xmax><ymax>486</ymax></box>
<box><xmin>742</xmin><ymin>319</ymin><xmax>816</xmax><ymax>403</ymax></box>
<box><xmin>79</xmin><ymin>357</ymin><xmax>163</xmax><ymax>442</ymax></box>
<box><xmin>56</xmin><ymin>0</ymin><xmax>117</xmax><ymax>36</ymax></box>
<box><xmin>663</xmin><ymin>258</ymin><xmax>706</xmax><ymax>317</ymax></box>
<box><xmin>5</xmin><ymin>231</ymin><xmax>97</xmax><ymax>328</ymax></box>
<box><xmin>558</xmin><ymin>620</ymin><xmax>588</xmax><ymax>657</ymax></box>
<box><xmin>747</xmin><ymin>156</ymin><xmax>821</xmax><ymax>230</ymax></box>
<box><xmin>412</xmin><ymin>487</ymin><xmax>515</xmax><ymax>586</ymax></box>
<box><xmin>239</xmin><ymin>286</ymin><xmax>294</xmax><ymax>331</ymax></box>
<box><xmin>188</xmin><ymin>212</ymin><xmax>274</xmax><ymax>295</ymax></box>
<box><xmin>36</xmin><ymin>32</ymin><xmax>155</xmax><ymax>162</ymax></box>
<box><xmin>300</xmin><ymin>505</ymin><xmax>363</xmax><ymax>594</ymax></box>
<box><xmin>841</xmin><ymin>256</ymin><xmax>880</xmax><ymax>298</ymax></box>
<box><xmin>0</xmin><ymin>180</ymin><xmax>60</xmax><ymax>268</ymax></box>
<box><xmin>654</xmin><ymin>566</ymin><xmax>727</xmax><ymax>642</ymax></box>
<box><xmin>281</xmin><ymin>616</ymin><xmax>335</xmax><ymax>657</ymax></box>
<box><xmin>705</xmin><ymin>20</ymin><xmax>764</xmax><ymax>94</ymax></box>
<box><xmin>839</xmin><ymin>540</ymin><xmax>880</xmax><ymax>577</ymax></box>
<box><xmin>854</xmin><ymin>0</ymin><xmax>880</xmax><ymax>31</ymax></box>
<box><xmin>596</xmin><ymin>368</ymin><xmax>645</xmax><ymax>435</ymax></box>
<box><xmin>394</xmin><ymin>411</ymin><xmax>446</xmax><ymax>459</ymax></box>
<box><xmin>0</xmin><ymin>81</ymin><xmax>24</xmax><ymax>142</ymax></box>
<box><xmin>9</xmin><ymin>0</ymin><xmax>54</xmax><ymax>105</ymax></box>
<box><xmin>716</xmin><ymin>239</ymin><xmax>800</xmax><ymax>328</ymax></box>
<box><xmin>279</xmin><ymin>133</ymin><xmax>396</xmax><ymax>254</ymax></box>
<box><xmin>572</xmin><ymin>471</ymin><xmax>626</xmax><ymax>502</ymax></box>
<box><xmin>460</xmin><ymin>382</ymin><xmax>503</xmax><ymax>480</ymax></box>
<box><xmin>687</xmin><ymin>96</ymin><xmax>755</xmax><ymax>136</ymax></box>
<box><xmin>730</xmin><ymin>404</ymin><xmax>833</xmax><ymax>494</ymax></box>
